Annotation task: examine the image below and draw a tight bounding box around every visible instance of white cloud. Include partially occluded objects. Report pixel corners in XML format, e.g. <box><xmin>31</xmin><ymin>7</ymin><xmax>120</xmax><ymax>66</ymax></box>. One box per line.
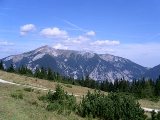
<box><xmin>90</xmin><ymin>40</ymin><xmax>120</xmax><ymax>46</ymax></box>
<box><xmin>0</xmin><ymin>41</ymin><xmax>14</xmax><ymax>46</ymax></box>
<box><xmin>53</xmin><ymin>43</ymin><xmax>68</xmax><ymax>49</ymax></box>
<box><xmin>40</xmin><ymin>27</ymin><xmax>68</xmax><ymax>39</ymax></box>
<box><xmin>86</xmin><ymin>31</ymin><xmax>96</xmax><ymax>36</ymax></box>
<box><xmin>66</xmin><ymin>35</ymin><xmax>90</xmax><ymax>44</ymax></box>
<box><xmin>20</xmin><ymin>24</ymin><xmax>36</xmax><ymax>35</ymax></box>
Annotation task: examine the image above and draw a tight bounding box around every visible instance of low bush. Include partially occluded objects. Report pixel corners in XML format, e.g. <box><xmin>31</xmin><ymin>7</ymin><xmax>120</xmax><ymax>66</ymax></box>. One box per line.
<box><xmin>24</xmin><ymin>87</ymin><xmax>34</xmax><ymax>92</ymax></box>
<box><xmin>39</xmin><ymin>85</ymin><xmax>148</xmax><ymax>119</ymax></box>
<box><xmin>11</xmin><ymin>90</ymin><xmax>24</xmax><ymax>99</ymax></box>
<box><xmin>39</xmin><ymin>84</ymin><xmax>77</xmax><ymax>114</ymax></box>
<box><xmin>46</xmin><ymin>102</ymin><xmax>61</xmax><ymax>111</ymax></box>
<box><xmin>77</xmin><ymin>91</ymin><xmax>147</xmax><ymax>120</ymax></box>
<box><xmin>149</xmin><ymin>111</ymin><xmax>160</xmax><ymax>120</ymax></box>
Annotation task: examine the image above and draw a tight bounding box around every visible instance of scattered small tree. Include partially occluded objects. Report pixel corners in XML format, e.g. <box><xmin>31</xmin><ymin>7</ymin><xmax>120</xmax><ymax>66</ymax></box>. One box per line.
<box><xmin>40</xmin><ymin>84</ymin><xmax>76</xmax><ymax>114</ymax></box>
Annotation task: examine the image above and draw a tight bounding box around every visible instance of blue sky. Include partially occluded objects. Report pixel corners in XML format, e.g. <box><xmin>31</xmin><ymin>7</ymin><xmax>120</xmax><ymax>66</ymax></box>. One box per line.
<box><xmin>0</xmin><ymin>0</ymin><xmax>160</xmax><ymax>67</ymax></box>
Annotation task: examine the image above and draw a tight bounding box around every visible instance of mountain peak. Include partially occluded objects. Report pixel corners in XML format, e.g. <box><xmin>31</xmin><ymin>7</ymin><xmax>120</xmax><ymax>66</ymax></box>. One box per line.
<box><xmin>35</xmin><ymin>45</ymin><xmax>54</xmax><ymax>51</ymax></box>
<box><xmin>2</xmin><ymin>45</ymin><xmax>147</xmax><ymax>81</ymax></box>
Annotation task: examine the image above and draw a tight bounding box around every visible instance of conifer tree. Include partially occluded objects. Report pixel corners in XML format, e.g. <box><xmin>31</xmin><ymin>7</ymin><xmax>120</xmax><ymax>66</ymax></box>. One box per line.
<box><xmin>0</xmin><ymin>60</ymin><xmax>4</xmax><ymax>70</ymax></box>
<box><xmin>155</xmin><ymin>78</ymin><xmax>160</xmax><ymax>96</ymax></box>
<box><xmin>39</xmin><ymin>67</ymin><xmax>47</xmax><ymax>79</ymax></box>
<box><xmin>34</xmin><ymin>68</ymin><xmax>41</xmax><ymax>78</ymax></box>
<box><xmin>47</xmin><ymin>68</ymin><xmax>54</xmax><ymax>80</ymax></box>
<box><xmin>141</xmin><ymin>80</ymin><xmax>154</xmax><ymax>98</ymax></box>
<box><xmin>7</xmin><ymin>64</ymin><xmax>15</xmax><ymax>72</ymax></box>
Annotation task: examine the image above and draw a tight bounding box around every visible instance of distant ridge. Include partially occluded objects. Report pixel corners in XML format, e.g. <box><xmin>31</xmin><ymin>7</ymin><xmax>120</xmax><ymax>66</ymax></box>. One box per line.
<box><xmin>144</xmin><ymin>64</ymin><xmax>160</xmax><ymax>80</ymax></box>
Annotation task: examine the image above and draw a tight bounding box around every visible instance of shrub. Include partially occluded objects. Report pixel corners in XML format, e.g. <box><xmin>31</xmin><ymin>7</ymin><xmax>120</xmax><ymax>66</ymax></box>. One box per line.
<box><xmin>157</xmin><ymin>111</ymin><xmax>160</xmax><ymax>119</ymax></box>
<box><xmin>38</xmin><ymin>95</ymin><xmax>48</xmax><ymax>101</ymax></box>
<box><xmin>151</xmin><ymin>110</ymin><xmax>157</xmax><ymax>120</ymax></box>
<box><xmin>39</xmin><ymin>84</ymin><xmax>77</xmax><ymax>114</ymax></box>
<box><xmin>77</xmin><ymin>91</ymin><xmax>146</xmax><ymax>120</ymax></box>
<box><xmin>11</xmin><ymin>90</ymin><xmax>23</xmax><ymax>99</ymax></box>
<box><xmin>150</xmin><ymin>111</ymin><xmax>160</xmax><ymax>120</ymax></box>
<box><xmin>24</xmin><ymin>87</ymin><xmax>34</xmax><ymax>92</ymax></box>
<box><xmin>46</xmin><ymin>102</ymin><xmax>61</xmax><ymax>111</ymax></box>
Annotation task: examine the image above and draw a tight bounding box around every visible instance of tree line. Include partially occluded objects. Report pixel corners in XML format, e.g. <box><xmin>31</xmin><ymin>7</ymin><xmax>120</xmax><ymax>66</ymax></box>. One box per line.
<box><xmin>1</xmin><ymin>61</ymin><xmax>160</xmax><ymax>100</ymax></box>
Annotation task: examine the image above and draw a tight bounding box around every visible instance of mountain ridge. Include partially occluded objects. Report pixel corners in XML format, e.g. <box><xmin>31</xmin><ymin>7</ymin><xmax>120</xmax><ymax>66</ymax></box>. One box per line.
<box><xmin>144</xmin><ymin>64</ymin><xmax>160</xmax><ymax>80</ymax></box>
<box><xmin>2</xmin><ymin>45</ymin><xmax>147</xmax><ymax>82</ymax></box>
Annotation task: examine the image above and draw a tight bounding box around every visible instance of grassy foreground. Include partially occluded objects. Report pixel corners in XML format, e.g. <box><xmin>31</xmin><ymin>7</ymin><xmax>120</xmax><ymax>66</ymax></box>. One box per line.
<box><xmin>0</xmin><ymin>70</ymin><xmax>160</xmax><ymax>109</ymax></box>
<box><xmin>0</xmin><ymin>83</ymin><xmax>94</xmax><ymax>120</ymax></box>
<box><xmin>0</xmin><ymin>70</ymin><xmax>160</xmax><ymax>120</ymax></box>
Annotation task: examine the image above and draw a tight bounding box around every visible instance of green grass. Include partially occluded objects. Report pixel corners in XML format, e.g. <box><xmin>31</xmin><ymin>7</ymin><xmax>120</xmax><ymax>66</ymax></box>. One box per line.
<box><xmin>0</xmin><ymin>83</ymin><xmax>93</xmax><ymax>120</ymax></box>
<box><xmin>11</xmin><ymin>90</ymin><xmax>24</xmax><ymax>99</ymax></box>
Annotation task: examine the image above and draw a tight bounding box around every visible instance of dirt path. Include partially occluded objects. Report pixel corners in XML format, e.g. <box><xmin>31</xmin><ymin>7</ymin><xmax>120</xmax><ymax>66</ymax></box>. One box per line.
<box><xmin>0</xmin><ymin>79</ymin><xmax>79</xmax><ymax>96</ymax></box>
<box><xmin>0</xmin><ymin>79</ymin><xmax>49</xmax><ymax>91</ymax></box>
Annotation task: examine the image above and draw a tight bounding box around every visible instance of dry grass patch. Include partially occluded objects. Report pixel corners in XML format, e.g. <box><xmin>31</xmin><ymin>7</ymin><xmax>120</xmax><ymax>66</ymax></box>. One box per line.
<box><xmin>0</xmin><ymin>70</ymin><xmax>98</xmax><ymax>96</ymax></box>
<box><xmin>139</xmin><ymin>99</ymin><xmax>160</xmax><ymax>109</ymax></box>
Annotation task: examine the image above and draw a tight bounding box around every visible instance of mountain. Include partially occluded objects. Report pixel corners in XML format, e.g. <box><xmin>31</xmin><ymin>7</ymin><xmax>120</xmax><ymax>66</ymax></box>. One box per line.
<box><xmin>144</xmin><ymin>64</ymin><xmax>160</xmax><ymax>80</ymax></box>
<box><xmin>2</xmin><ymin>45</ymin><xmax>147</xmax><ymax>82</ymax></box>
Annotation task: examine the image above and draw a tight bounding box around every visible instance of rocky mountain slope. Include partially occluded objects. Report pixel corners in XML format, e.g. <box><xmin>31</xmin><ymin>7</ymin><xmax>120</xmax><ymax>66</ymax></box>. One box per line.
<box><xmin>143</xmin><ymin>64</ymin><xmax>160</xmax><ymax>80</ymax></box>
<box><xmin>2</xmin><ymin>45</ymin><xmax>147</xmax><ymax>82</ymax></box>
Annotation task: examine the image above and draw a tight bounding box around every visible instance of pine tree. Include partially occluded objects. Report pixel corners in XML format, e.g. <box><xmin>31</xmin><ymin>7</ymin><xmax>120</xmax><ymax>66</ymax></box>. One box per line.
<box><xmin>39</xmin><ymin>67</ymin><xmax>47</xmax><ymax>79</ymax></box>
<box><xmin>7</xmin><ymin>64</ymin><xmax>15</xmax><ymax>72</ymax></box>
<box><xmin>18</xmin><ymin>65</ymin><xmax>26</xmax><ymax>74</ymax></box>
<box><xmin>56</xmin><ymin>72</ymin><xmax>62</xmax><ymax>82</ymax></box>
<box><xmin>141</xmin><ymin>80</ymin><xmax>154</xmax><ymax>98</ymax></box>
<box><xmin>25</xmin><ymin>67</ymin><xmax>33</xmax><ymax>76</ymax></box>
<box><xmin>0</xmin><ymin>60</ymin><xmax>4</xmax><ymax>70</ymax></box>
<box><xmin>47</xmin><ymin>68</ymin><xmax>54</xmax><ymax>80</ymax></box>
<box><xmin>155</xmin><ymin>78</ymin><xmax>160</xmax><ymax>96</ymax></box>
<box><xmin>118</xmin><ymin>79</ymin><xmax>130</xmax><ymax>92</ymax></box>
<box><xmin>34</xmin><ymin>68</ymin><xmax>41</xmax><ymax>78</ymax></box>
<box><xmin>84</xmin><ymin>75</ymin><xmax>90</xmax><ymax>87</ymax></box>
